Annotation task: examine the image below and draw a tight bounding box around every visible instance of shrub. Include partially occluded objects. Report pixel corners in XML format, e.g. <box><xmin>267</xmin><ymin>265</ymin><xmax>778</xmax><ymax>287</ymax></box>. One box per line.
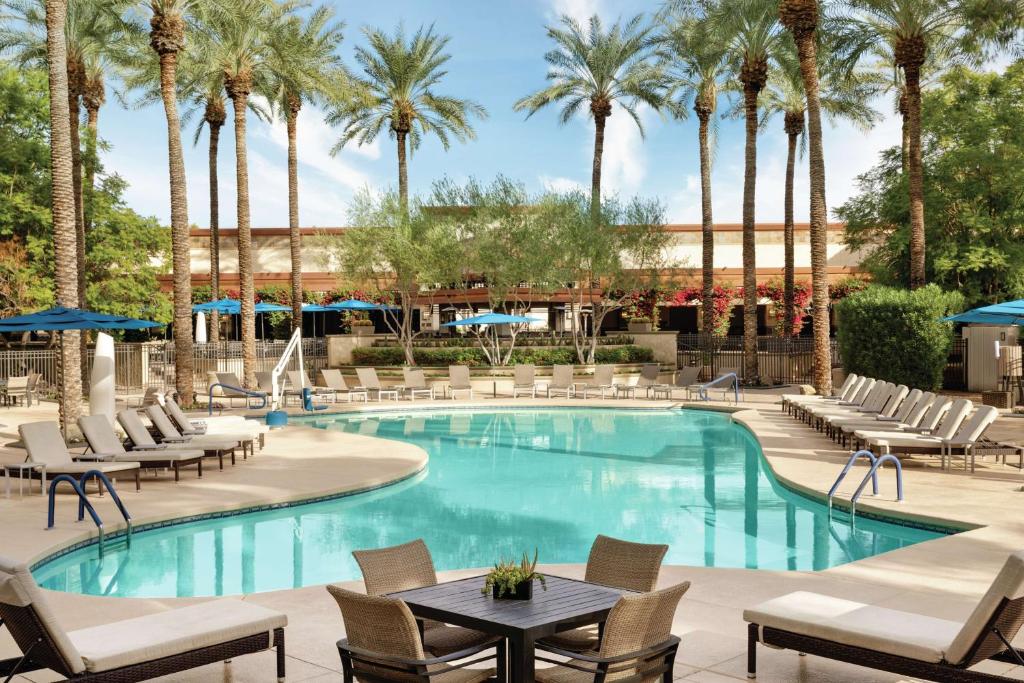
<box><xmin>350</xmin><ymin>345</ymin><xmax>654</xmax><ymax>366</ymax></box>
<box><xmin>836</xmin><ymin>284</ymin><xmax>964</xmax><ymax>390</ymax></box>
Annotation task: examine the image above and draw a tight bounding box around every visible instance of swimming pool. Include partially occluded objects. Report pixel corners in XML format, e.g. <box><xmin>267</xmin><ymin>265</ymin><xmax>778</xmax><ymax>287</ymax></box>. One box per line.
<box><xmin>34</xmin><ymin>408</ymin><xmax>945</xmax><ymax>597</ymax></box>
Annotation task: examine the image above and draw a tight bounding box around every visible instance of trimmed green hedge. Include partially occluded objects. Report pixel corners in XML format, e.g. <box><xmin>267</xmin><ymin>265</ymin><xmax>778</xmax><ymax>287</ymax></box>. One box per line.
<box><xmin>351</xmin><ymin>345</ymin><xmax>655</xmax><ymax>367</ymax></box>
<box><xmin>836</xmin><ymin>284</ymin><xmax>964</xmax><ymax>390</ymax></box>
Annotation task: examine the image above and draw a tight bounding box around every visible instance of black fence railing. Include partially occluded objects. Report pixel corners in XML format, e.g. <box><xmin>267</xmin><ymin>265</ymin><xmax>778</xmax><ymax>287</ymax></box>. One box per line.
<box><xmin>944</xmin><ymin>338</ymin><xmax>968</xmax><ymax>391</ymax></box>
<box><xmin>676</xmin><ymin>334</ymin><xmax>839</xmax><ymax>385</ymax></box>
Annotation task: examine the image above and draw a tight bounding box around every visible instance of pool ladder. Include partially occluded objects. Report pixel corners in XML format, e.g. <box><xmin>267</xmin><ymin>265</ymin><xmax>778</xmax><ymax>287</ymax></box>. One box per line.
<box><xmin>47</xmin><ymin>470</ymin><xmax>132</xmax><ymax>557</ymax></box>
<box><xmin>828</xmin><ymin>449</ymin><xmax>904</xmax><ymax>516</ymax></box>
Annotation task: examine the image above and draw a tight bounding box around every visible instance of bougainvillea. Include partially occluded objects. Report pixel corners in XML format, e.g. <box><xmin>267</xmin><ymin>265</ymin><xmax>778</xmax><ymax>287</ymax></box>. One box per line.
<box><xmin>619</xmin><ymin>288</ymin><xmax>664</xmax><ymax>325</ymax></box>
<box><xmin>757</xmin><ymin>279</ymin><xmax>812</xmax><ymax>336</ymax></box>
<box><xmin>666</xmin><ymin>285</ymin><xmax>737</xmax><ymax>336</ymax></box>
<box><xmin>829</xmin><ymin>277</ymin><xmax>869</xmax><ymax>302</ymax></box>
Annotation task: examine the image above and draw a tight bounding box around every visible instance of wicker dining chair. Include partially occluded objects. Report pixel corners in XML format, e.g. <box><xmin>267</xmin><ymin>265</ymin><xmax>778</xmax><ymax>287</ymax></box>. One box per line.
<box><xmin>327</xmin><ymin>585</ymin><xmax>504</xmax><ymax>683</ymax></box>
<box><xmin>352</xmin><ymin>540</ymin><xmax>500</xmax><ymax>657</ymax></box>
<box><xmin>539</xmin><ymin>535</ymin><xmax>669</xmax><ymax>653</ymax></box>
<box><xmin>535</xmin><ymin>581</ymin><xmax>689</xmax><ymax>683</ymax></box>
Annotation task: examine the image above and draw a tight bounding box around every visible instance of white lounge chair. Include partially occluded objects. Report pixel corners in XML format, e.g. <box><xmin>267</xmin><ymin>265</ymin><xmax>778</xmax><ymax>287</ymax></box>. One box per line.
<box><xmin>867</xmin><ymin>403</ymin><xmax>999</xmax><ymax>472</ymax></box>
<box><xmin>355</xmin><ymin>367</ymin><xmax>400</xmax><ymax>401</ymax></box>
<box><xmin>823</xmin><ymin>384</ymin><xmax>909</xmax><ymax>436</ymax></box>
<box><xmin>145</xmin><ymin>405</ymin><xmax>253</xmax><ymax>459</ymax></box>
<box><xmin>546</xmin><ymin>364</ymin><xmax>575</xmax><ymax>398</ymax></box>
<box><xmin>745</xmin><ymin>550</ymin><xmax>1024</xmax><ymax>682</ymax></box>
<box><xmin>78</xmin><ymin>415</ymin><xmax>204</xmax><ymax>481</ymax></box>
<box><xmin>781</xmin><ymin>373</ymin><xmax>859</xmax><ymax>410</ymax></box>
<box><xmin>851</xmin><ymin>396</ymin><xmax>953</xmax><ymax>447</ymax></box>
<box><xmin>402</xmin><ymin>367</ymin><xmax>436</xmax><ymax>400</ymax></box>
<box><xmin>580</xmin><ymin>364</ymin><xmax>615</xmax><ymax>398</ymax></box>
<box><xmin>445</xmin><ymin>365</ymin><xmax>474</xmax><ymax>399</ymax></box>
<box><xmin>316</xmin><ymin>369</ymin><xmax>368</xmax><ymax>402</ymax></box>
<box><xmin>512</xmin><ymin>364</ymin><xmax>539</xmax><ymax>398</ymax></box>
<box><xmin>650</xmin><ymin>365</ymin><xmax>702</xmax><ymax>400</ymax></box>
<box><xmin>163</xmin><ymin>396</ymin><xmax>268</xmax><ymax>449</ymax></box>
<box><xmin>0</xmin><ymin>555</ymin><xmax>287</xmax><ymax>682</ymax></box>
<box><xmin>18</xmin><ymin>421</ymin><xmax>141</xmax><ymax>491</ymax></box>
<box><xmin>830</xmin><ymin>389</ymin><xmax>929</xmax><ymax>446</ymax></box>
<box><xmin>117</xmin><ymin>409</ymin><xmax>236</xmax><ymax>471</ymax></box>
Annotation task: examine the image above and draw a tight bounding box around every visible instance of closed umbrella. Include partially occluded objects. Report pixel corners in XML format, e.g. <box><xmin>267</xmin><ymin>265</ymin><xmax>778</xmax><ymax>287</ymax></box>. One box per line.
<box><xmin>195</xmin><ymin>311</ymin><xmax>208</xmax><ymax>344</ymax></box>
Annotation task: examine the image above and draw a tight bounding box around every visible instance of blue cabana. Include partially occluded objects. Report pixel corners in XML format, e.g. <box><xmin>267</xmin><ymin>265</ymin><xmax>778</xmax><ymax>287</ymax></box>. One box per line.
<box><xmin>943</xmin><ymin>300</ymin><xmax>1024</xmax><ymax>326</ymax></box>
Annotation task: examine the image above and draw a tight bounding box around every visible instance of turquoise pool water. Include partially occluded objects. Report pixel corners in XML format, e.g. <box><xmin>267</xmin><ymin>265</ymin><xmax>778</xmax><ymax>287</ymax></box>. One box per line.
<box><xmin>34</xmin><ymin>408</ymin><xmax>945</xmax><ymax>597</ymax></box>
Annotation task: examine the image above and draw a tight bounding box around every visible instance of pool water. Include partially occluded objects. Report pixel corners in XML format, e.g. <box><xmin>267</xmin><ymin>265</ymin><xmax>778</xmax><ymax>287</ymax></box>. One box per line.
<box><xmin>34</xmin><ymin>408</ymin><xmax>945</xmax><ymax>597</ymax></box>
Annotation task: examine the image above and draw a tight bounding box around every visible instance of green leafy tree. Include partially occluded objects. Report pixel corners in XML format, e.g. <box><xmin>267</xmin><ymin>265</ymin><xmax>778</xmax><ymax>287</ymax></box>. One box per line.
<box><xmin>514</xmin><ymin>14</ymin><xmax>667</xmax><ymax>220</ymax></box>
<box><xmin>327</xmin><ymin>24</ymin><xmax>486</xmax><ymax>213</ymax></box>
<box><xmin>837</xmin><ymin>63</ymin><xmax>1024</xmax><ymax>306</ymax></box>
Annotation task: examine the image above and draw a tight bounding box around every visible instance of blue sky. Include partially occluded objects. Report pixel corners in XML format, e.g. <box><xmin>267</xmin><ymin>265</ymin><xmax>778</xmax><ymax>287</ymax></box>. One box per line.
<box><xmin>99</xmin><ymin>0</ymin><xmax>905</xmax><ymax>228</ymax></box>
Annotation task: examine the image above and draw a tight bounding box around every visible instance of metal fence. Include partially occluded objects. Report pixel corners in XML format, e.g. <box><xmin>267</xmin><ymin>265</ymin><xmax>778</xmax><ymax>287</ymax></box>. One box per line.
<box><xmin>943</xmin><ymin>337</ymin><xmax>968</xmax><ymax>390</ymax></box>
<box><xmin>0</xmin><ymin>339</ymin><xmax>327</xmax><ymax>395</ymax></box>
<box><xmin>676</xmin><ymin>334</ymin><xmax>840</xmax><ymax>385</ymax></box>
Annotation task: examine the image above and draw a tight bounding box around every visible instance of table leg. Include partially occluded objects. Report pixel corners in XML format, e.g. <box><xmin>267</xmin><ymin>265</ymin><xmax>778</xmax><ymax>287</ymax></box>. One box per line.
<box><xmin>4</xmin><ymin>470</ymin><xmax>10</xmax><ymax>499</ymax></box>
<box><xmin>508</xmin><ymin>634</ymin><xmax>535</xmax><ymax>683</ymax></box>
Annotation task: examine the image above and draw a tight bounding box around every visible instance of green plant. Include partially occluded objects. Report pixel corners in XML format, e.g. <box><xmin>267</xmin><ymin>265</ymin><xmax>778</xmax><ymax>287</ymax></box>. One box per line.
<box><xmin>351</xmin><ymin>345</ymin><xmax>654</xmax><ymax>366</ymax></box>
<box><xmin>836</xmin><ymin>284</ymin><xmax>964</xmax><ymax>390</ymax></box>
<box><xmin>481</xmin><ymin>550</ymin><xmax>546</xmax><ymax>597</ymax></box>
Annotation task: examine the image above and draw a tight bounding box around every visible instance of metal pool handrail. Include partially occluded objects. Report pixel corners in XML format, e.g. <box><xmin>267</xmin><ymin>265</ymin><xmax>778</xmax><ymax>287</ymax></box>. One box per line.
<box><xmin>851</xmin><ymin>454</ymin><xmax>903</xmax><ymax>514</ymax></box>
<box><xmin>47</xmin><ymin>474</ymin><xmax>105</xmax><ymax>555</ymax></box>
<box><xmin>207</xmin><ymin>383</ymin><xmax>267</xmax><ymax>415</ymax></box>
<box><xmin>828</xmin><ymin>449</ymin><xmax>879</xmax><ymax>509</ymax></box>
<box><xmin>697</xmin><ymin>372</ymin><xmax>740</xmax><ymax>404</ymax></box>
<box><xmin>78</xmin><ymin>470</ymin><xmax>132</xmax><ymax>550</ymax></box>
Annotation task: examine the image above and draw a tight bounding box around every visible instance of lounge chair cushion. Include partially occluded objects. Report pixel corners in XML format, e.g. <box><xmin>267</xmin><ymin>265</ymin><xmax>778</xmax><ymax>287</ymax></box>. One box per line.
<box><xmin>110</xmin><ymin>450</ymin><xmax>203</xmax><ymax>463</ymax></box>
<box><xmin>42</xmin><ymin>462</ymin><xmax>140</xmax><ymax>475</ymax></box>
<box><xmin>67</xmin><ymin>599</ymin><xmax>286</xmax><ymax>673</ymax></box>
<box><xmin>946</xmin><ymin>551</ymin><xmax>1024</xmax><ymax>665</ymax></box>
<box><xmin>744</xmin><ymin>591</ymin><xmax>961</xmax><ymax>663</ymax></box>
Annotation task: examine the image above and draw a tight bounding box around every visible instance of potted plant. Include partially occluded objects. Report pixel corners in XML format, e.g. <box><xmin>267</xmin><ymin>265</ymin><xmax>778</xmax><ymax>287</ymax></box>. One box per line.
<box><xmin>481</xmin><ymin>550</ymin><xmax>546</xmax><ymax>600</ymax></box>
<box><xmin>351</xmin><ymin>318</ymin><xmax>374</xmax><ymax>336</ymax></box>
<box><xmin>627</xmin><ymin>316</ymin><xmax>653</xmax><ymax>333</ymax></box>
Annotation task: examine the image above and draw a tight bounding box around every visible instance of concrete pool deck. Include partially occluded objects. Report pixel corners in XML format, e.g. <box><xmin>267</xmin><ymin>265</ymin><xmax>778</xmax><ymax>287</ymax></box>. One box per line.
<box><xmin>1</xmin><ymin>393</ymin><xmax>1024</xmax><ymax>681</ymax></box>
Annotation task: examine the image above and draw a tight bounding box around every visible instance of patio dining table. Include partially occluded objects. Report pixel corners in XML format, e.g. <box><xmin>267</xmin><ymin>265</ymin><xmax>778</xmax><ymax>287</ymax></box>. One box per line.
<box><xmin>389</xmin><ymin>574</ymin><xmax>631</xmax><ymax>682</ymax></box>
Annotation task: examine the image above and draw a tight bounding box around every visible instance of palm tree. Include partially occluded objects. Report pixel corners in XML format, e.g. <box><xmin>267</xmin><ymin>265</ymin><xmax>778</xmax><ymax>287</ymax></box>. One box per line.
<box><xmin>760</xmin><ymin>47</ymin><xmax>878</xmax><ymax>338</ymax></box>
<box><xmin>81</xmin><ymin>60</ymin><xmax>104</xmax><ymax>233</ymax></box>
<box><xmin>267</xmin><ymin>5</ymin><xmax>345</xmax><ymax>329</ymax></box>
<box><xmin>659</xmin><ymin>4</ymin><xmax>727</xmax><ymax>334</ymax></box>
<box><xmin>328</xmin><ymin>24</ymin><xmax>486</xmax><ymax>214</ymax></box>
<box><xmin>514</xmin><ymin>14</ymin><xmax>666</xmax><ymax>220</ymax></box>
<box><xmin>148</xmin><ymin>0</ymin><xmax>195</xmax><ymax>404</ymax></box>
<box><xmin>43</xmin><ymin>0</ymin><xmax>82</xmax><ymax>432</ymax></box>
<box><xmin>714</xmin><ymin>0</ymin><xmax>787</xmax><ymax>382</ymax></box>
<box><xmin>838</xmin><ymin>0</ymin><xmax>983</xmax><ymax>289</ymax></box>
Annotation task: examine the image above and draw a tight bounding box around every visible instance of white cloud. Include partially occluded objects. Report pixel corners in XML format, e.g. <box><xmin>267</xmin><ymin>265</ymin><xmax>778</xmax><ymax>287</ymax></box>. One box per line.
<box><xmin>548</xmin><ymin>0</ymin><xmax>604</xmax><ymax>23</ymax></box>
<box><xmin>599</xmin><ymin>102</ymin><xmax>657</xmax><ymax>197</ymax></box>
<box><xmin>540</xmin><ymin>175</ymin><xmax>586</xmax><ymax>193</ymax></box>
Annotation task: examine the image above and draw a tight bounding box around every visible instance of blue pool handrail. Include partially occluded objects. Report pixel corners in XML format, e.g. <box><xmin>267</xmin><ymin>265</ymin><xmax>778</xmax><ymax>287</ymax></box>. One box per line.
<box><xmin>697</xmin><ymin>372</ymin><xmax>740</xmax><ymax>404</ymax></box>
<box><xmin>208</xmin><ymin>383</ymin><xmax>267</xmax><ymax>415</ymax></box>
<box><xmin>77</xmin><ymin>470</ymin><xmax>132</xmax><ymax>549</ymax></box>
<box><xmin>47</xmin><ymin>474</ymin><xmax>106</xmax><ymax>555</ymax></box>
<box><xmin>827</xmin><ymin>449</ymin><xmax>879</xmax><ymax>509</ymax></box>
<box><xmin>850</xmin><ymin>454</ymin><xmax>903</xmax><ymax>514</ymax></box>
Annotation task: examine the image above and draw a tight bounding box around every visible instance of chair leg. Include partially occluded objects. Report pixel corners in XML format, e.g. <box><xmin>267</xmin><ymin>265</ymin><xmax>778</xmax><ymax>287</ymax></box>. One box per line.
<box><xmin>496</xmin><ymin>638</ymin><xmax>507</xmax><ymax>683</ymax></box>
<box><xmin>275</xmin><ymin>627</ymin><xmax>286</xmax><ymax>682</ymax></box>
<box><xmin>174</xmin><ymin>462</ymin><xmax>180</xmax><ymax>482</ymax></box>
<box><xmin>747</xmin><ymin>623</ymin><xmax>758</xmax><ymax>679</ymax></box>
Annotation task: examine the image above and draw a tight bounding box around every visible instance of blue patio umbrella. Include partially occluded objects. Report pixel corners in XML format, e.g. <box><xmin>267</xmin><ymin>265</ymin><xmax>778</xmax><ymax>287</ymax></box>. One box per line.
<box><xmin>192</xmin><ymin>299</ymin><xmax>291</xmax><ymax>314</ymax></box>
<box><xmin>325</xmin><ymin>298</ymin><xmax>398</xmax><ymax>311</ymax></box>
<box><xmin>301</xmin><ymin>304</ymin><xmax>333</xmax><ymax>312</ymax></box>
<box><xmin>943</xmin><ymin>300</ymin><xmax>1024</xmax><ymax>325</ymax></box>
<box><xmin>0</xmin><ymin>306</ymin><xmax>163</xmax><ymax>332</ymax></box>
<box><xmin>441</xmin><ymin>313</ymin><xmax>541</xmax><ymax>327</ymax></box>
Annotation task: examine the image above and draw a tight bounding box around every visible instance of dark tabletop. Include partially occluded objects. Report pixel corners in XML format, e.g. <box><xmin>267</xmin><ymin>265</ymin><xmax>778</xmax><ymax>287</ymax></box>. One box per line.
<box><xmin>389</xmin><ymin>574</ymin><xmax>627</xmax><ymax>637</ymax></box>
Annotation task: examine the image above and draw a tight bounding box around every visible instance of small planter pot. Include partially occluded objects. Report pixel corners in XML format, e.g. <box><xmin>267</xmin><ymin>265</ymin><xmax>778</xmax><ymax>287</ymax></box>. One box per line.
<box><xmin>627</xmin><ymin>321</ymin><xmax>653</xmax><ymax>333</ymax></box>
<box><xmin>493</xmin><ymin>580</ymin><xmax>533</xmax><ymax>600</ymax></box>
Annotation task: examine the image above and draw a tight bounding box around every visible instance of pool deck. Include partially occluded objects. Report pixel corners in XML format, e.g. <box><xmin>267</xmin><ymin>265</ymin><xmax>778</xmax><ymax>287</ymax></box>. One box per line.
<box><xmin>2</xmin><ymin>393</ymin><xmax>1024</xmax><ymax>682</ymax></box>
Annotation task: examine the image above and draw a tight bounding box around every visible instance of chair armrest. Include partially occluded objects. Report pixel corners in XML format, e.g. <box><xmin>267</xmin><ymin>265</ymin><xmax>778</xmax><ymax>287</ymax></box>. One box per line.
<box><xmin>74</xmin><ymin>453</ymin><xmax>116</xmax><ymax>461</ymax></box>
<box><xmin>159</xmin><ymin>436</ymin><xmax>191</xmax><ymax>444</ymax></box>
<box><xmin>336</xmin><ymin>637</ymin><xmax>499</xmax><ymax>670</ymax></box>
<box><xmin>130</xmin><ymin>443</ymin><xmax>168</xmax><ymax>450</ymax></box>
<box><xmin>535</xmin><ymin>635</ymin><xmax>681</xmax><ymax>664</ymax></box>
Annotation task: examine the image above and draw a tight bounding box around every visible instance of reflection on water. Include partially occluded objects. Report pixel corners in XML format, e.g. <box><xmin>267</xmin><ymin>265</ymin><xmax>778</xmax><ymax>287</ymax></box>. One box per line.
<box><xmin>35</xmin><ymin>409</ymin><xmax>945</xmax><ymax>597</ymax></box>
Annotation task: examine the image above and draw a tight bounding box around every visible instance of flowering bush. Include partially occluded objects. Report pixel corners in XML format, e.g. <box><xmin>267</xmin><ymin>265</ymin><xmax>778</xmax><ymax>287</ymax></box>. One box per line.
<box><xmin>756</xmin><ymin>279</ymin><xmax>812</xmax><ymax>336</ymax></box>
<box><xmin>666</xmin><ymin>285</ymin><xmax>736</xmax><ymax>336</ymax></box>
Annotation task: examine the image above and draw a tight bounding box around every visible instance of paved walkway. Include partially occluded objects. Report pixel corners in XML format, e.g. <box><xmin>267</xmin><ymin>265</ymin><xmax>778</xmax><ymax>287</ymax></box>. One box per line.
<box><xmin>1</xmin><ymin>394</ymin><xmax>1024</xmax><ymax>681</ymax></box>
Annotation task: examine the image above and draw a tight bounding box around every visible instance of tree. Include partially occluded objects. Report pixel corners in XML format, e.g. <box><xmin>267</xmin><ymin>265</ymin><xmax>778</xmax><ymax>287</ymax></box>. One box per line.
<box><xmin>514</xmin><ymin>14</ymin><xmax>667</xmax><ymax>221</ymax></box>
<box><xmin>147</xmin><ymin>0</ymin><xmax>194</xmax><ymax>404</ymax></box>
<box><xmin>549</xmin><ymin>192</ymin><xmax>675</xmax><ymax>364</ymax></box>
<box><xmin>267</xmin><ymin>4</ymin><xmax>345</xmax><ymax>330</ymax></box>
<box><xmin>714</xmin><ymin>0</ymin><xmax>786</xmax><ymax>382</ymax></box>
<box><xmin>81</xmin><ymin>59</ymin><xmax>104</xmax><ymax>233</ymax></box>
<box><xmin>759</xmin><ymin>45</ymin><xmax>878</xmax><ymax>337</ymax></box>
<box><xmin>837</xmin><ymin>63</ymin><xmax>1024</xmax><ymax>306</ymax></box>
<box><xmin>327</xmin><ymin>24</ymin><xmax>486</xmax><ymax>214</ymax></box>
<box><xmin>315</xmin><ymin>188</ymin><xmax>449</xmax><ymax>365</ymax></box>
<box><xmin>659</xmin><ymin>4</ymin><xmax>726</xmax><ymax>334</ymax></box>
<box><xmin>44</xmin><ymin>0</ymin><xmax>82</xmax><ymax>432</ymax></box>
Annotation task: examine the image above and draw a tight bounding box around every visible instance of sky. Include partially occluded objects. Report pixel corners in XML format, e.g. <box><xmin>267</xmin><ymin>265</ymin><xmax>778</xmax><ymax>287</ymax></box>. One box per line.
<box><xmin>97</xmin><ymin>0</ymin><xmax>909</xmax><ymax>229</ymax></box>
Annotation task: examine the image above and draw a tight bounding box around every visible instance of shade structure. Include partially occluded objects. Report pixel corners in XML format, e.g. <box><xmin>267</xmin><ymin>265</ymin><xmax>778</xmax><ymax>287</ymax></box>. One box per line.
<box><xmin>943</xmin><ymin>300</ymin><xmax>1024</xmax><ymax>326</ymax></box>
<box><xmin>192</xmin><ymin>299</ymin><xmax>291</xmax><ymax>314</ymax></box>
<box><xmin>301</xmin><ymin>303</ymin><xmax>333</xmax><ymax>313</ymax></box>
<box><xmin>326</xmin><ymin>298</ymin><xmax>398</xmax><ymax>311</ymax></box>
<box><xmin>0</xmin><ymin>306</ymin><xmax>163</xmax><ymax>332</ymax></box>
<box><xmin>441</xmin><ymin>313</ymin><xmax>541</xmax><ymax>327</ymax></box>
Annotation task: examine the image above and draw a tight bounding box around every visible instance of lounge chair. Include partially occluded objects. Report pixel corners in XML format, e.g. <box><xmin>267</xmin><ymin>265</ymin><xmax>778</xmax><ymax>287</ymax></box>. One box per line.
<box><xmin>546</xmin><ymin>364</ymin><xmax>576</xmax><ymax>398</ymax></box>
<box><xmin>402</xmin><ymin>367</ymin><xmax>436</xmax><ymax>400</ymax></box>
<box><xmin>539</xmin><ymin>535</ymin><xmax>668</xmax><ymax>653</ymax></box>
<box><xmin>117</xmin><ymin>409</ymin><xmax>236</xmax><ymax>471</ymax></box>
<box><xmin>793</xmin><ymin>377</ymin><xmax>877</xmax><ymax>420</ymax></box>
<box><xmin>145</xmin><ymin>405</ymin><xmax>252</xmax><ymax>461</ymax></box>
<box><xmin>635</xmin><ymin>363</ymin><xmax>666</xmax><ymax>398</ymax></box>
<box><xmin>0</xmin><ymin>555</ymin><xmax>287</xmax><ymax>682</ymax></box>
<box><xmin>512</xmin><ymin>364</ymin><xmax>539</xmax><ymax>398</ymax></box>
<box><xmin>78</xmin><ymin>415</ymin><xmax>204</xmax><ymax>481</ymax></box>
<box><xmin>2</xmin><ymin>375</ymin><xmax>29</xmax><ymax>406</ymax></box>
<box><xmin>822</xmin><ymin>384</ymin><xmax>909</xmax><ymax>436</ymax></box>
<box><xmin>801</xmin><ymin>380</ymin><xmax>889</xmax><ymax>427</ymax></box>
<box><xmin>830</xmin><ymin>389</ymin><xmax>929</xmax><ymax>446</ymax></box>
<box><xmin>535</xmin><ymin>581</ymin><xmax>688</xmax><ymax>683</ymax></box>
<box><xmin>781</xmin><ymin>373</ymin><xmax>859</xmax><ymax>410</ymax></box>
<box><xmin>210</xmin><ymin>371</ymin><xmax>254</xmax><ymax>407</ymax></box>
<box><xmin>352</xmin><ymin>539</ymin><xmax>499</xmax><ymax>656</ymax></box>
<box><xmin>580</xmin><ymin>364</ymin><xmax>615</xmax><ymax>398</ymax></box>
<box><xmin>163</xmin><ymin>396</ymin><xmax>268</xmax><ymax>449</ymax></box>
<box><xmin>316</xmin><ymin>369</ymin><xmax>369</xmax><ymax>403</ymax></box>
<box><xmin>691</xmin><ymin>368</ymin><xmax>743</xmax><ymax>403</ymax></box>
<box><xmin>745</xmin><ymin>550</ymin><xmax>1024</xmax><ymax>682</ymax></box>
<box><xmin>651</xmin><ymin>365</ymin><xmax>702</xmax><ymax>400</ymax></box>
<box><xmin>328</xmin><ymin>585</ymin><xmax>504</xmax><ymax>682</ymax></box>
<box><xmin>355</xmin><ymin>367</ymin><xmax>400</xmax><ymax>401</ymax></box>
<box><xmin>850</xmin><ymin>396</ymin><xmax>953</xmax><ymax>447</ymax></box>
<box><xmin>785</xmin><ymin>375</ymin><xmax>869</xmax><ymax>416</ymax></box>
<box><xmin>18</xmin><ymin>421</ymin><xmax>141</xmax><ymax>491</ymax></box>
<box><xmin>445</xmin><ymin>365</ymin><xmax>474</xmax><ymax>400</ymax></box>
<box><xmin>866</xmin><ymin>403</ymin><xmax>999</xmax><ymax>472</ymax></box>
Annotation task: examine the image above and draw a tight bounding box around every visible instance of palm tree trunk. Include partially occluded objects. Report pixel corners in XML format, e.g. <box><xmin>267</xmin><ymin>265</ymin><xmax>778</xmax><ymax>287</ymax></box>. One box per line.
<box><xmin>156</xmin><ymin>48</ymin><xmax>195</xmax><ymax>406</ymax></box>
<box><xmin>898</xmin><ymin>90</ymin><xmax>909</xmax><ymax>174</ymax></box>
<box><xmin>784</xmin><ymin>129</ymin><xmax>797</xmax><ymax>338</ymax></box>
<box><xmin>230</xmin><ymin>90</ymin><xmax>257</xmax><ymax>388</ymax></box>
<box><xmin>45</xmin><ymin>0</ymin><xmax>83</xmax><ymax>432</ymax></box>
<box><xmin>795</xmin><ymin>33</ymin><xmax>833</xmax><ymax>395</ymax></box>
<box><xmin>697</xmin><ymin>109</ymin><xmax>715</xmax><ymax>334</ymax></box>
<box><xmin>83</xmin><ymin>104</ymin><xmax>98</xmax><ymax>233</ymax></box>
<box><xmin>904</xmin><ymin>63</ymin><xmax>926</xmax><ymax>289</ymax></box>
<box><xmin>69</xmin><ymin>85</ymin><xmax>89</xmax><ymax>384</ymax></box>
<box><xmin>591</xmin><ymin>112</ymin><xmax>607</xmax><ymax>221</ymax></box>
<box><xmin>741</xmin><ymin>85</ymin><xmax>760</xmax><ymax>383</ymax></box>
<box><xmin>396</xmin><ymin>129</ymin><xmax>409</xmax><ymax>213</ymax></box>
<box><xmin>208</xmin><ymin>120</ymin><xmax>221</xmax><ymax>342</ymax></box>
<box><xmin>287</xmin><ymin>96</ymin><xmax>302</xmax><ymax>330</ymax></box>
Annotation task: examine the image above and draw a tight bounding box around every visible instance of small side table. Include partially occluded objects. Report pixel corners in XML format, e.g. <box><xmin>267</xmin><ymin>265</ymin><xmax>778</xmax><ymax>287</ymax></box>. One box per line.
<box><xmin>5</xmin><ymin>463</ymin><xmax>45</xmax><ymax>498</ymax></box>
<box><xmin>614</xmin><ymin>384</ymin><xmax>637</xmax><ymax>399</ymax></box>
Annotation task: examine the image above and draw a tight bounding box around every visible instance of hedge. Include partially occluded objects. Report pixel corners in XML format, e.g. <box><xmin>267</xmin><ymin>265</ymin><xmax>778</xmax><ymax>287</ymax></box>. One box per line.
<box><xmin>836</xmin><ymin>284</ymin><xmax>964</xmax><ymax>390</ymax></box>
<box><xmin>351</xmin><ymin>345</ymin><xmax>655</xmax><ymax>367</ymax></box>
